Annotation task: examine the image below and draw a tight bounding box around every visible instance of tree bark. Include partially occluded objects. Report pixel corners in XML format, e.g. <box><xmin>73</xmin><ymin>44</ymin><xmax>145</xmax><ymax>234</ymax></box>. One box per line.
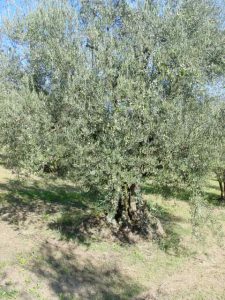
<box><xmin>223</xmin><ymin>181</ymin><xmax>225</xmax><ymax>201</ymax></box>
<box><xmin>219</xmin><ymin>180</ymin><xmax>224</xmax><ymax>199</ymax></box>
<box><xmin>114</xmin><ymin>183</ymin><xmax>165</xmax><ymax>238</ymax></box>
<box><xmin>115</xmin><ymin>183</ymin><xmax>140</xmax><ymax>225</ymax></box>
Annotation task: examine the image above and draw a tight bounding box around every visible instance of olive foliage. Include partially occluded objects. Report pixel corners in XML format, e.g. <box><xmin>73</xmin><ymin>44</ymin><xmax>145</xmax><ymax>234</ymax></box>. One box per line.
<box><xmin>0</xmin><ymin>0</ymin><xmax>224</xmax><ymax>225</ymax></box>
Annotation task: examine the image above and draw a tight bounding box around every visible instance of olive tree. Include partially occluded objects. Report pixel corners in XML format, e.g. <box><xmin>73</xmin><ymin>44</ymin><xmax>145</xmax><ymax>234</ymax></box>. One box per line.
<box><xmin>0</xmin><ymin>0</ymin><xmax>224</xmax><ymax>231</ymax></box>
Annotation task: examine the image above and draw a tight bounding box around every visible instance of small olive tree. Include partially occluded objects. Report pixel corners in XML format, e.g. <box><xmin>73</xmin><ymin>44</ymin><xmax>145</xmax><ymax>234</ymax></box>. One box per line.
<box><xmin>0</xmin><ymin>0</ymin><xmax>224</xmax><ymax>230</ymax></box>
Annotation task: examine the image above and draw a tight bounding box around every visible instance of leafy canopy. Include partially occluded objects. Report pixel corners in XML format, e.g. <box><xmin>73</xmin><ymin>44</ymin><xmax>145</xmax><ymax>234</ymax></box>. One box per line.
<box><xmin>0</xmin><ymin>0</ymin><xmax>224</xmax><ymax>217</ymax></box>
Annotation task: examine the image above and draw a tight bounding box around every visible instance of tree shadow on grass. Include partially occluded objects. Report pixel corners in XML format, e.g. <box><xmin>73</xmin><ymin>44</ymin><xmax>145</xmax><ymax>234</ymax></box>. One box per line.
<box><xmin>28</xmin><ymin>241</ymin><xmax>142</xmax><ymax>300</ymax></box>
<box><xmin>0</xmin><ymin>153</ymin><xmax>8</xmax><ymax>167</ymax></box>
<box><xmin>147</xmin><ymin>202</ymin><xmax>187</xmax><ymax>254</ymax></box>
<box><xmin>143</xmin><ymin>183</ymin><xmax>191</xmax><ymax>202</ymax></box>
<box><xmin>143</xmin><ymin>180</ymin><xmax>225</xmax><ymax>253</ymax></box>
<box><xmin>0</xmin><ymin>178</ymin><xmax>102</xmax><ymax>245</ymax></box>
<box><xmin>143</xmin><ymin>180</ymin><xmax>224</xmax><ymax>208</ymax></box>
<box><xmin>0</xmin><ymin>179</ymin><xmax>96</xmax><ymax>208</ymax></box>
<box><xmin>205</xmin><ymin>192</ymin><xmax>225</xmax><ymax>207</ymax></box>
<box><xmin>0</xmin><ymin>178</ymin><xmax>144</xmax><ymax>299</ymax></box>
<box><xmin>0</xmin><ymin>177</ymin><xmax>191</xmax><ymax>249</ymax></box>
<box><xmin>143</xmin><ymin>184</ymin><xmax>189</xmax><ymax>253</ymax></box>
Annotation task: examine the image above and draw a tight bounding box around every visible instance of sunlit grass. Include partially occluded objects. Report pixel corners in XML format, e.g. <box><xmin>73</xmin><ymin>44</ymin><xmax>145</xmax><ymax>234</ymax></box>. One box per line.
<box><xmin>0</xmin><ymin>287</ymin><xmax>18</xmax><ymax>299</ymax></box>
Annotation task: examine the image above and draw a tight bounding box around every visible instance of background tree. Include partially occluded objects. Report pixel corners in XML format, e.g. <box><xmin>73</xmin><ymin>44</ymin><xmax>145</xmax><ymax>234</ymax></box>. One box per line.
<box><xmin>211</xmin><ymin>96</ymin><xmax>225</xmax><ymax>200</ymax></box>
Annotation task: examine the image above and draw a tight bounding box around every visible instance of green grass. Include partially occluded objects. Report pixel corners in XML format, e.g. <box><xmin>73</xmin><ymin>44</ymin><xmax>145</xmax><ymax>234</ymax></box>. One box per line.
<box><xmin>0</xmin><ymin>287</ymin><xmax>18</xmax><ymax>299</ymax></box>
<box><xmin>59</xmin><ymin>294</ymin><xmax>79</xmax><ymax>300</ymax></box>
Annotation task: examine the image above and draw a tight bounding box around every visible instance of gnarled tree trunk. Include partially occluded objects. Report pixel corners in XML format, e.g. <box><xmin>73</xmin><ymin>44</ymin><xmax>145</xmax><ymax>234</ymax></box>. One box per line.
<box><xmin>114</xmin><ymin>183</ymin><xmax>165</xmax><ymax>238</ymax></box>
<box><xmin>215</xmin><ymin>169</ymin><xmax>225</xmax><ymax>201</ymax></box>
<box><xmin>115</xmin><ymin>183</ymin><xmax>139</xmax><ymax>224</ymax></box>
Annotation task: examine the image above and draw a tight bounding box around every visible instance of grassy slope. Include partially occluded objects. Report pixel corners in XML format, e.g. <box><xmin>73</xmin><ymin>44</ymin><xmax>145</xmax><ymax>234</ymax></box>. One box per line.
<box><xmin>0</xmin><ymin>165</ymin><xmax>225</xmax><ymax>300</ymax></box>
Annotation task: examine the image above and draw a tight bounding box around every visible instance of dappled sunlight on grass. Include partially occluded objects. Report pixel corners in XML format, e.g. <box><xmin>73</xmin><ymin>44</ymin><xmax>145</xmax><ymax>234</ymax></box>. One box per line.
<box><xmin>1</xmin><ymin>166</ymin><xmax>225</xmax><ymax>299</ymax></box>
<box><xmin>0</xmin><ymin>167</ymin><xmax>222</xmax><ymax>251</ymax></box>
<box><xmin>0</xmin><ymin>176</ymin><xmax>101</xmax><ymax>233</ymax></box>
<box><xmin>27</xmin><ymin>241</ymin><xmax>143</xmax><ymax>300</ymax></box>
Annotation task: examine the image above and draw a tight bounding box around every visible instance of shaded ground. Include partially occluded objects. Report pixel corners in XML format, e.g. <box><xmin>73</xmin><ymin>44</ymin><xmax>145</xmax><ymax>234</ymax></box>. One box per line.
<box><xmin>0</xmin><ymin>220</ymin><xmax>141</xmax><ymax>299</ymax></box>
<box><xmin>1</xmin><ymin>165</ymin><xmax>225</xmax><ymax>299</ymax></box>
